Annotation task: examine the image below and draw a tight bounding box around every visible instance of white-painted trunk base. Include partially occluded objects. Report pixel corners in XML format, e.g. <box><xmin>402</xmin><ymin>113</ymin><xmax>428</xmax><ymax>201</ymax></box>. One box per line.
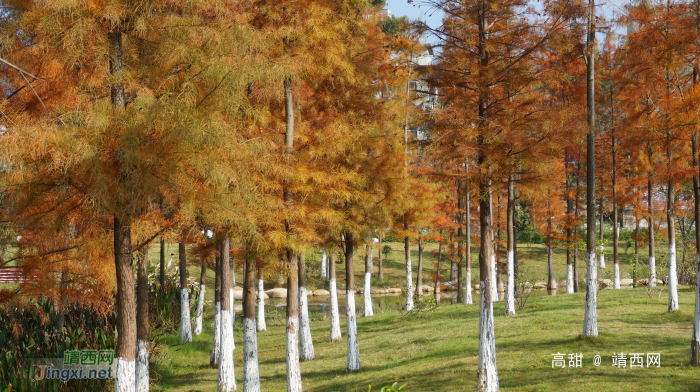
<box><xmin>346</xmin><ymin>291</ymin><xmax>361</xmax><ymax>372</ymax></box>
<box><xmin>465</xmin><ymin>268</ymin><xmax>472</xmax><ymax>305</ymax></box>
<box><xmin>298</xmin><ymin>286</ymin><xmax>315</xmax><ymax>361</ymax></box>
<box><xmin>613</xmin><ymin>263</ymin><xmax>620</xmax><ymax>289</ymax></box>
<box><xmin>478</xmin><ymin>280</ymin><xmax>499</xmax><ymax>392</ymax></box>
<box><xmin>211</xmin><ymin>302</ymin><xmax>221</xmax><ymax>366</ymax></box>
<box><xmin>286</xmin><ymin>316</ymin><xmax>302</xmax><ymax>392</ymax></box>
<box><xmin>329</xmin><ymin>278</ymin><xmax>342</xmax><ymax>342</ymax></box>
<box><xmin>180</xmin><ymin>289</ymin><xmax>192</xmax><ymax>343</ymax></box>
<box><xmin>369</xmin><ymin>248</ymin><xmax>374</xmax><ymax>276</ymax></box>
<box><xmin>599</xmin><ymin>245</ymin><xmax>605</xmax><ymax>268</ymax></box>
<box><xmin>566</xmin><ymin>264</ymin><xmax>574</xmax><ymax>294</ymax></box>
<box><xmin>505</xmin><ymin>250</ymin><xmax>515</xmax><ymax>316</ymax></box>
<box><xmin>257</xmin><ymin>279</ymin><xmax>266</xmax><ymax>331</ymax></box>
<box><xmin>649</xmin><ymin>256</ymin><xmax>656</xmax><ymax>287</ymax></box>
<box><xmin>490</xmin><ymin>255</ymin><xmax>498</xmax><ymax>302</ymax></box>
<box><xmin>135</xmin><ymin>340</ymin><xmax>149</xmax><ymax>392</ymax></box>
<box><xmin>406</xmin><ymin>259</ymin><xmax>414</xmax><ymax>311</ymax></box>
<box><xmin>218</xmin><ymin>309</ymin><xmax>236</xmax><ymax>391</ymax></box>
<box><xmin>583</xmin><ymin>252</ymin><xmax>598</xmax><ymax>336</ymax></box>
<box><xmin>320</xmin><ymin>250</ymin><xmax>327</xmax><ymax>278</ymax></box>
<box><xmin>194</xmin><ymin>284</ymin><xmax>205</xmax><ymax>335</ymax></box>
<box><xmin>115</xmin><ymin>357</ymin><xmax>135</xmax><ymax>392</ymax></box>
<box><xmin>243</xmin><ymin>318</ymin><xmax>260</xmax><ymax>392</ymax></box>
<box><xmin>363</xmin><ymin>272</ymin><xmax>373</xmax><ymax>317</ymax></box>
<box><xmin>230</xmin><ymin>288</ymin><xmax>235</xmax><ymax>326</ymax></box>
<box><xmin>668</xmin><ymin>243</ymin><xmax>679</xmax><ymax>311</ymax></box>
<box><xmin>692</xmin><ymin>253</ymin><xmax>700</xmax><ymax>361</ymax></box>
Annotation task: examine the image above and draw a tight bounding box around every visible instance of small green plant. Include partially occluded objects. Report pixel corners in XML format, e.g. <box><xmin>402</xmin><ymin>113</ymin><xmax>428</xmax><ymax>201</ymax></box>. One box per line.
<box><xmin>368</xmin><ymin>382</ymin><xmax>406</xmax><ymax>392</ymax></box>
<box><xmin>398</xmin><ymin>295</ymin><xmax>437</xmax><ymax>321</ymax></box>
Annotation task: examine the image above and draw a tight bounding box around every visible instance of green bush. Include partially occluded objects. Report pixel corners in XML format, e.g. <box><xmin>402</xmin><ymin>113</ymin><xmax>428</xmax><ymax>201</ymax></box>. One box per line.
<box><xmin>0</xmin><ymin>299</ymin><xmax>116</xmax><ymax>392</ymax></box>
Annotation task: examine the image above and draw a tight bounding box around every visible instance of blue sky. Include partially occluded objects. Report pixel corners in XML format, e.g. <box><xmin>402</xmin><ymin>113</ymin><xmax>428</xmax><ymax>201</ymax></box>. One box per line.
<box><xmin>387</xmin><ymin>0</ymin><xmax>628</xmax><ymax>43</ymax></box>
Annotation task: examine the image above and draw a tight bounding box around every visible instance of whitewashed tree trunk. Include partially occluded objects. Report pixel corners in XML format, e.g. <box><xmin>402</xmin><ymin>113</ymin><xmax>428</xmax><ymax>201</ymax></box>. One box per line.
<box><xmin>320</xmin><ymin>250</ymin><xmax>327</xmax><ymax>279</ymax></box>
<box><xmin>180</xmin><ymin>289</ymin><xmax>192</xmax><ymax>343</ymax></box>
<box><xmin>465</xmin><ymin>267</ymin><xmax>473</xmax><ymax>305</ymax></box>
<box><xmin>583</xmin><ymin>251</ymin><xmax>598</xmax><ymax>336</ymax></box>
<box><xmin>346</xmin><ymin>291</ymin><xmax>361</xmax><ymax>371</ymax></box>
<box><xmin>286</xmin><ymin>316</ymin><xmax>302</xmax><ymax>392</ymax></box>
<box><xmin>566</xmin><ymin>264</ymin><xmax>574</xmax><ymax>293</ymax></box>
<box><xmin>692</xmin><ymin>253</ymin><xmax>700</xmax><ymax>365</ymax></box>
<box><xmin>599</xmin><ymin>244</ymin><xmax>605</xmax><ymax>268</ymax></box>
<box><xmin>613</xmin><ymin>262</ymin><xmax>620</xmax><ymax>289</ymax></box>
<box><xmin>668</xmin><ymin>242</ymin><xmax>679</xmax><ymax>311</ymax></box>
<box><xmin>363</xmin><ymin>272</ymin><xmax>373</xmax><ymax>317</ymax></box>
<box><xmin>649</xmin><ymin>256</ymin><xmax>657</xmax><ymax>287</ymax></box>
<box><xmin>329</xmin><ymin>278</ymin><xmax>342</xmax><ymax>342</ymax></box>
<box><xmin>257</xmin><ymin>279</ymin><xmax>266</xmax><ymax>331</ymax></box>
<box><xmin>211</xmin><ymin>302</ymin><xmax>221</xmax><ymax>366</ymax></box>
<box><xmin>369</xmin><ymin>247</ymin><xmax>374</xmax><ymax>276</ymax></box>
<box><xmin>505</xmin><ymin>250</ymin><xmax>515</xmax><ymax>316</ymax></box>
<box><xmin>115</xmin><ymin>358</ymin><xmax>135</xmax><ymax>392</ymax></box>
<box><xmin>490</xmin><ymin>254</ymin><xmax>498</xmax><ymax>302</ymax></box>
<box><xmin>218</xmin><ymin>309</ymin><xmax>236</xmax><ymax>391</ymax></box>
<box><xmin>478</xmin><ymin>279</ymin><xmax>499</xmax><ymax>392</ymax></box>
<box><xmin>194</xmin><ymin>284</ymin><xmax>205</xmax><ymax>335</ymax></box>
<box><xmin>298</xmin><ymin>286</ymin><xmax>315</xmax><ymax>361</ymax></box>
<box><xmin>405</xmin><ymin>260</ymin><xmax>414</xmax><ymax>311</ymax></box>
<box><xmin>135</xmin><ymin>340</ymin><xmax>149</xmax><ymax>392</ymax></box>
<box><xmin>243</xmin><ymin>318</ymin><xmax>260</xmax><ymax>392</ymax></box>
<box><xmin>234</xmin><ymin>288</ymin><xmax>236</xmax><ymax>334</ymax></box>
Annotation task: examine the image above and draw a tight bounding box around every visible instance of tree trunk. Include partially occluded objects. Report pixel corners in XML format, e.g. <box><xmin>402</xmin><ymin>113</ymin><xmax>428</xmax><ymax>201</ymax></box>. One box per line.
<box><xmin>194</xmin><ymin>259</ymin><xmax>206</xmax><ymax>336</ymax></box>
<box><xmin>329</xmin><ymin>249</ymin><xmax>342</xmax><ymax>342</ymax></box>
<box><xmin>378</xmin><ymin>234</ymin><xmax>383</xmax><ymax>279</ymax></box>
<box><xmin>573</xmin><ymin>162</ymin><xmax>581</xmax><ymax>293</ymax></box>
<box><xmin>582</xmin><ymin>0</ymin><xmax>598</xmax><ymax>337</ymax></box>
<box><xmin>417</xmin><ymin>236</ymin><xmax>425</xmax><ymax>297</ymax></box>
<box><xmin>565</xmin><ymin>153</ymin><xmax>574</xmax><ymax>294</ymax></box>
<box><xmin>476</xmin><ymin>2</ymin><xmax>499</xmax><ymax>385</ymax></box>
<box><xmin>489</xmin><ymin>187</ymin><xmax>498</xmax><ymax>304</ymax></box>
<box><xmin>599</xmin><ymin>196</ymin><xmax>605</xmax><ymax>269</ymax></box>
<box><xmin>345</xmin><ymin>232</ymin><xmax>361</xmax><ymax>371</ymax></box>
<box><xmin>363</xmin><ymin>246</ymin><xmax>374</xmax><ymax>317</ymax></box>
<box><xmin>435</xmin><ymin>240</ymin><xmax>443</xmax><ymax>296</ymax></box>
<box><xmin>136</xmin><ymin>246</ymin><xmax>150</xmax><ymax>392</ymax></box>
<box><xmin>211</xmin><ymin>253</ymin><xmax>222</xmax><ymax>368</ymax></box>
<box><xmin>179</xmin><ymin>243</ymin><xmax>192</xmax><ymax>343</ymax></box>
<box><xmin>320</xmin><ymin>249</ymin><xmax>327</xmax><ymax>279</ymax></box>
<box><xmin>404</xmin><ymin>219</ymin><xmax>414</xmax><ymax>311</ymax></box>
<box><xmin>56</xmin><ymin>271</ymin><xmax>68</xmax><ymax>330</ymax></box>
<box><xmin>506</xmin><ymin>173</ymin><xmax>516</xmax><ymax>314</ymax></box>
<box><xmin>466</xmin><ymin>179</ymin><xmax>473</xmax><ymax>305</ymax></box>
<box><xmin>298</xmin><ymin>253</ymin><xmax>315</xmax><ymax>361</ymax></box>
<box><xmin>633</xmin><ymin>215</ymin><xmax>639</xmax><ymax>288</ymax></box>
<box><xmin>282</xmin><ymin>74</ymin><xmax>302</xmax><ymax>392</ymax></box>
<box><xmin>257</xmin><ymin>264</ymin><xmax>267</xmax><ymax>332</ymax></box>
<box><xmin>667</xmin><ymin>134</ymin><xmax>679</xmax><ymax>311</ymax></box>
<box><xmin>649</xmin><ymin>166</ymin><xmax>657</xmax><ymax>287</ymax></box>
<box><xmin>159</xmin><ymin>236</ymin><xmax>165</xmax><ymax>292</ymax></box>
<box><xmin>547</xmin><ymin>229</ymin><xmax>557</xmax><ymax>290</ymax></box>
<box><xmin>114</xmin><ymin>215</ymin><xmax>136</xmax><ymax>392</ymax></box>
<box><xmin>111</xmin><ymin>28</ymin><xmax>136</xmax><ymax>392</ymax></box>
<box><xmin>691</xmin><ymin>128</ymin><xmax>700</xmax><ymax>365</ymax></box>
<box><xmin>218</xmin><ymin>237</ymin><xmax>236</xmax><ymax>391</ymax></box>
<box><xmin>243</xmin><ymin>252</ymin><xmax>261</xmax><ymax>392</ymax></box>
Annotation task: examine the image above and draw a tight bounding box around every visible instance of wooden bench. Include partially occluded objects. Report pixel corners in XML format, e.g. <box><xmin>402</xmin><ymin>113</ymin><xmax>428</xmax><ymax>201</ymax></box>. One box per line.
<box><xmin>0</xmin><ymin>267</ymin><xmax>30</xmax><ymax>284</ymax></box>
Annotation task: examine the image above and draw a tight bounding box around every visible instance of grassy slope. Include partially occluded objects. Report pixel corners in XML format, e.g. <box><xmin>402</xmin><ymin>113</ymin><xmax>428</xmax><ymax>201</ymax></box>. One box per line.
<box><xmin>149</xmin><ymin>242</ymin><xmax>700</xmax><ymax>391</ymax></box>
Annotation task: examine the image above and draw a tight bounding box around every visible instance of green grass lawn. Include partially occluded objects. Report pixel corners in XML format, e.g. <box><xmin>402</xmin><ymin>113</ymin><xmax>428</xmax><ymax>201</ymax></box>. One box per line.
<box><xmin>147</xmin><ymin>241</ymin><xmax>700</xmax><ymax>391</ymax></box>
